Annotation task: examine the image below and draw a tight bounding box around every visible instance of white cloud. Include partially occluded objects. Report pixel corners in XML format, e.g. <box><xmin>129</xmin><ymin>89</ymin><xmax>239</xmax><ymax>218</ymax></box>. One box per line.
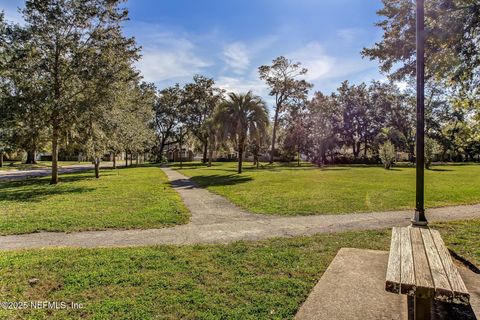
<box><xmin>216</xmin><ymin>41</ymin><xmax>381</xmax><ymax>104</ymax></box>
<box><xmin>223</xmin><ymin>42</ymin><xmax>250</xmax><ymax>74</ymax></box>
<box><xmin>137</xmin><ymin>48</ymin><xmax>211</xmax><ymax>82</ymax></box>
<box><xmin>288</xmin><ymin>41</ymin><xmax>379</xmax><ymax>90</ymax></box>
<box><xmin>216</xmin><ymin>76</ymin><xmax>276</xmax><ymax>109</ymax></box>
<box><xmin>289</xmin><ymin>42</ymin><xmax>335</xmax><ymax>81</ymax></box>
<box><xmin>135</xmin><ymin>33</ymin><xmax>212</xmax><ymax>83</ymax></box>
<box><xmin>217</xmin><ymin>76</ymin><xmax>267</xmax><ymax>95</ymax></box>
<box><xmin>337</xmin><ymin>28</ymin><xmax>363</xmax><ymax>43</ymax></box>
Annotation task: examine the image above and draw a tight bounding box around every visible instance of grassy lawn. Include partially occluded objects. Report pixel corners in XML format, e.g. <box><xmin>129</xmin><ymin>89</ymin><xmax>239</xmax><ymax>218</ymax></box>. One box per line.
<box><xmin>0</xmin><ymin>220</ymin><xmax>477</xmax><ymax>320</ymax></box>
<box><xmin>0</xmin><ymin>161</ymin><xmax>92</xmax><ymax>171</ymax></box>
<box><xmin>175</xmin><ymin>162</ymin><xmax>480</xmax><ymax>215</ymax></box>
<box><xmin>0</xmin><ymin>165</ymin><xmax>189</xmax><ymax>235</ymax></box>
<box><xmin>433</xmin><ymin>219</ymin><xmax>480</xmax><ymax>264</ymax></box>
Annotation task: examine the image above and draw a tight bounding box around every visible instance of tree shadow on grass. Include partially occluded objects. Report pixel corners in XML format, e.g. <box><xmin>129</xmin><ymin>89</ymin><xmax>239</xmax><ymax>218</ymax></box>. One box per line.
<box><xmin>248</xmin><ymin>164</ymin><xmax>353</xmax><ymax>172</ymax></box>
<box><xmin>318</xmin><ymin>167</ymin><xmax>350</xmax><ymax>171</ymax></box>
<box><xmin>110</xmin><ymin>163</ymin><xmax>159</xmax><ymax>170</ymax></box>
<box><xmin>428</xmin><ymin>168</ymin><xmax>454</xmax><ymax>172</ymax></box>
<box><xmin>169</xmin><ymin>163</ymin><xmax>209</xmax><ymax>170</ymax></box>
<box><xmin>184</xmin><ymin>174</ymin><xmax>253</xmax><ymax>188</ymax></box>
<box><xmin>173</xmin><ymin>162</ymin><xmax>357</xmax><ymax>174</ymax></box>
<box><xmin>170</xmin><ymin>163</ymin><xmax>243</xmax><ymax>174</ymax></box>
<box><xmin>169</xmin><ymin>178</ymin><xmax>197</xmax><ymax>189</ymax></box>
<box><xmin>0</xmin><ymin>174</ymin><xmax>96</xmax><ymax>203</ymax></box>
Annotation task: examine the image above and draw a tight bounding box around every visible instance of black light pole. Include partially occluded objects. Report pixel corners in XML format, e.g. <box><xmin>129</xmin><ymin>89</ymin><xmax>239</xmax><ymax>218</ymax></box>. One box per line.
<box><xmin>412</xmin><ymin>0</ymin><xmax>428</xmax><ymax>226</ymax></box>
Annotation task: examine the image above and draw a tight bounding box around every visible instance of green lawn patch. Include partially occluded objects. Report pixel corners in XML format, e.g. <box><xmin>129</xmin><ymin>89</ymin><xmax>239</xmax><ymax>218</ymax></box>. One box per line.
<box><xmin>175</xmin><ymin>162</ymin><xmax>480</xmax><ymax>215</ymax></box>
<box><xmin>433</xmin><ymin>219</ymin><xmax>480</xmax><ymax>265</ymax></box>
<box><xmin>0</xmin><ymin>220</ymin><xmax>477</xmax><ymax>320</ymax></box>
<box><xmin>0</xmin><ymin>165</ymin><xmax>189</xmax><ymax>235</ymax></box>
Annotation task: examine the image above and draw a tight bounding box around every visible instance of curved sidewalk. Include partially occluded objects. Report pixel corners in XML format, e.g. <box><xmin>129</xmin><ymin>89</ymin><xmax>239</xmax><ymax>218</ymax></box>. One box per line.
<box><xmin>1</xmin><ymin>167</ymin><xmax>479</xmax><ymax>250</ymax></box>
<box><xmin>0</xmin><ymin>163</ymin><xmax>113</xmax><ymax>181</ymax></box>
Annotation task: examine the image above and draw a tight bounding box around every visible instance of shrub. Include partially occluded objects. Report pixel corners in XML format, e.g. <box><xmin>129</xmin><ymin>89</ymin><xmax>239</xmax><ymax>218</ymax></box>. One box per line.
<box><xmin>379</xmin><ymin>141</ymin><xmax>396</xmax><ymax>169</ymax></box>
<box><xmin>323</xmin><ymin>154</ymin><xmax>381</xmax><ymax>165</ymax></box>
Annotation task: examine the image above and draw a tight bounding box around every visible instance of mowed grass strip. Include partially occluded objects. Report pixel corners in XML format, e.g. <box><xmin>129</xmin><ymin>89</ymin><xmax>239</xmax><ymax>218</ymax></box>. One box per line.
<box><xmin>433</xmin><ymin>219</ymin><xmax>480</xmax><ymax>264</ymax></box>
<box><xmin>0</xmin><ymin>165</ymin><xmax>189</xmax><ymax>235</ymax></box>
<box><xmin>175</xmin><ymin>162</ymin><xmax>480</xmax><ymax>215</ymax></box>
<box><xmin>0</xmin><ymin>220</ymin><xmax>477</xmax><ymax>320</ymax></box>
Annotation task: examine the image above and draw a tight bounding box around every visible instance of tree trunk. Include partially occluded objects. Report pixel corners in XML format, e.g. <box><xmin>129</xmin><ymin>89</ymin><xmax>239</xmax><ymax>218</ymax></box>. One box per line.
<box><xmin>112</xmin><ymin>153</ymin><xmax>117</xmax><ymax>169</ymax></box>
<box><xmin>136</xmin><ymin>153</ymin><xmax>139</xmax><ymax>166</ymax></box>
<box><xmin>297</xmin><ymin>146</ymin><xmax>301</xmax><ymax>167</ymax></box>
<box><xmin>0</xmin><ymin>152</ymin><xmax>3</xmax><ymax>167</ymax></box>
<box><xmin>352</xmin><ymin>139</ymin><xmax>357</xmax><ymax>159</ymax></box>
<box><xmin>238</xmin><ymin>145</ymin><xmax>243</xmax><ymax>174</ymax></box>
<box><xmin>179</xmin><ymin>138</ymin><xmax>183</xmax><ymax>169</ymax></box>
<box><xmin>208</xmin><ymin>144</ymin><xmax>213</xmax><ymax>167</ymax></box>
<box><xmin>51</xmin><ymin>45</ymin><xmax>60</xmax><ymax>184</ymax></box>
<box><xmin>157</xmin><ymin>140</ymin><xmax>166</xmax><ymax>163</ymax></box>
<box><xmin>364</xmin><ymin>136</ymin><xmax>368</xmax><ymax>157</ymax></box>
<box><xmin>94</xmin><ymin>157</ymin><xmax>100</xmax><ymax>178</ymax></box>
<box><xmin>410</xmin><ymin>144</ymin><xmax>416</xmax><ymax>163</ymax></box>
<box><xmin>321</xmin><ymin>144</ymin><xmax>326</xmax><ymax>167</ymax></box>
<box><xmin>130</xmin><ymin>152</ymin><xmax>133</xmax><ymax>166</ymax></box>
<box><xmin>202</xmin><ymin>141</ymin><xmax>208</xmax><ymax>164</ymax></box>
<box><xmin>270</xmin><ymin>107</ymin><xmax>280</xmax><ymax>164</ymax></box>
<box><xmin>50</xmin><ymin>128</ymin><xmax>59</xmax><ymax>184</ymax></box>
<box><xmin>317</xmin><ymin>142</ymin><xmax>324</xmax><ymax>168</ymax></box>
<box><xmin>26</xmin><ymin>149</ymin><xmax>37</xmax><ymax>164</ymax></box>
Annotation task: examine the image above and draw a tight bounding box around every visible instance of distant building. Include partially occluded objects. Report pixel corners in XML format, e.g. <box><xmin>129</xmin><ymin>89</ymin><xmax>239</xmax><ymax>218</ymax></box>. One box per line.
<box><xmin>166</xmin><ymin>147</ymin><xmax>194</xmax><ymax>162</ymax></box>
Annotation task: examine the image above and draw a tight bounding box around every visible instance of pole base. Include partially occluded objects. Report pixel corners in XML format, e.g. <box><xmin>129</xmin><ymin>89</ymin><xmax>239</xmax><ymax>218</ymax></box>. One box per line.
<box><xmin>411</xmin><ymin>209</ymin><xmax>428</xmax><ymax>227</ymax></box>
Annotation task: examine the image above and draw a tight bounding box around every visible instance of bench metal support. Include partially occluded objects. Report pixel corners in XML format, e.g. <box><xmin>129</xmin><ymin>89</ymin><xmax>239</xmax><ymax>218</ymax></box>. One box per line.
<box><xmin>414</xmin><ymin>297</ymin><xmax>431</xmax><ymax>320</ymax></box>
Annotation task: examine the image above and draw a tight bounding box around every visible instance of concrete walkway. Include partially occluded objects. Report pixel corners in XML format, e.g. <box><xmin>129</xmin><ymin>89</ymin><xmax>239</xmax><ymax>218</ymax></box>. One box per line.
<box><xmin>0</xmin><ymin>167</ymin><xmax>479</xmax><ymax>250</ymax></box>
<box><xmin>0</xmin><ymin>163</ymin><xmax>113</xmax><ymax>181</ymax></box>
<box><xmin>296</xmin><ymin>248</ymin><xmax>408</xmax><ymax>320</ymax></box>
<box><xmin>295</xmin><ymin>248</ymin><xmax>479</xmax><ymax>319</ymax></box>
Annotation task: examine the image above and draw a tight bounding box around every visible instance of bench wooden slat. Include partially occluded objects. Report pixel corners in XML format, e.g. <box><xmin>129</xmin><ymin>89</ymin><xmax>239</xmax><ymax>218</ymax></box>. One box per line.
<box><xmin>400</xmin><ymin>227</ymin><xmax>415</xmax><ymax>295</ymax></box>
<box><xmin>420</xmin><ymin>228</ymin><xmax>453</xmax><ymax>302</ymax></box>
<box><xmin>385</xmin><ymin>226</ymin><xmax>470</xmax><ymax>308</ymax></box>
<box><xmin>410</xmin><ymin>227</ymin><xmax>434</xmax><ymax>298</ymax></box>
<box><xmin>386</xmin><ymin>227</ymin><xmax>401</xmax><ymax>293</ymax></box>
<box><xmin>430</xmin><ymin>229</ymin><xmax>470</xmax><ymax>305</ymax></box>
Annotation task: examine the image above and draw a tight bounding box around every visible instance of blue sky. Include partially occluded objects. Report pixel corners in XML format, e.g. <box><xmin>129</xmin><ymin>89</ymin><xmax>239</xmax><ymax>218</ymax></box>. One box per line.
<box><xmin>1</xmin><ymin>0</ymin><xmax>387</xmax><ymax>101</ymax></box>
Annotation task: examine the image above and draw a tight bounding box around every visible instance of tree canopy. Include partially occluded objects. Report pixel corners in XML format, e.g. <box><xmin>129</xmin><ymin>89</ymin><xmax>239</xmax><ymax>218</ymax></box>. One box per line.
<box><xmin>362</xmin><ymin>0</ymin><xmax>479</xmax><ymax>108</ymax></box>
<box><xmin>214</xmin><ymin>92</ymin><xmax>269</xmax><ymax>173</ymax></box>
<box><xmin>258</xmin><ymin>56</ymin><xmax>313</xmax><ymax>163</ymax></box>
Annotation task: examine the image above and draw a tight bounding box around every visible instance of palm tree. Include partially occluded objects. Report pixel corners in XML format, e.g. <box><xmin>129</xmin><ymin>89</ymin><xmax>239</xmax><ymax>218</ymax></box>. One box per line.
<box><xmin>214</xmin><ymin>92</ymin><xmax>269</xmax><ymax>173</ymax></box>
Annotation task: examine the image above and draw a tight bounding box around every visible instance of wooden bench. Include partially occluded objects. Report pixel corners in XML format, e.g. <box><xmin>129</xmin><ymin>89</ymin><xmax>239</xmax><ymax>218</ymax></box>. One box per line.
<box><xmin>385</xmin><ymin>226</ymin><xmax>470</xmax><ymax>319</ymax></box>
